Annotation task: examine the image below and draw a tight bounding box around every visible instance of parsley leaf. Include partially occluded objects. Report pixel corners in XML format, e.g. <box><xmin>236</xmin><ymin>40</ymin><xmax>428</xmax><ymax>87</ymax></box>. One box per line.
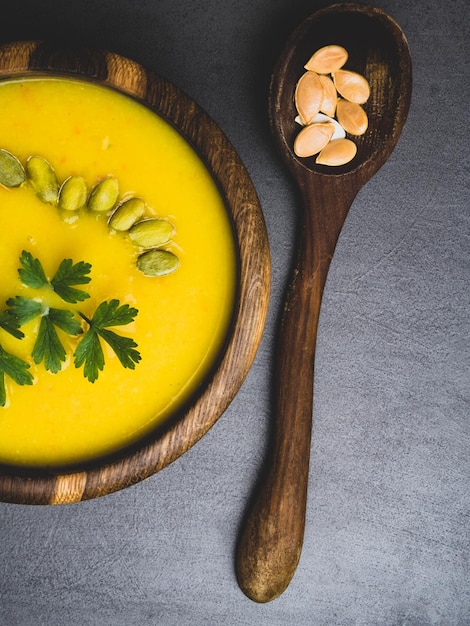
<box><xmin>0</xmin><ymin>310</ymin><xmax>24</xmax><ymax>339</ymax></box>
<box><xmin>32</xmin><ymin>315</ymin><xmax>66</xmax><ymax>374</ymax></box>
<box><xmin>0</xmin><ymin>344</ymin><xmax>33</xmax><ymax>406</ymax></box>
<box><xmin>75</xmin><ymin>299</ymin><xmax>141</xmax><ymax>383</ymax></box>
<box><xmin>48</xmin><ymin>308</ymin><xmax>83</xmax><ymax>335</ymax></box>
<box><xmin>6</xmin><ymin>297</ymin><xmax>83</xmax><ymax>374</ymax></box>
<box><xmin>50</xmin><ymin>258</ymin><xmax>91</xmax><ymax>303</ymax></box>
<box><xmin>73</xmin><ymin>329</ymin><xmax>104</xmax><ymax>384</ymax></box>
<box><xmin>18</xmin><ymin>250</ymin><xmax>48</xmax><ymax>289</ymax></box>
<box><xmin>17</xmin><ymin>252</ymin><xmax>92</xmax><ymax>304</ymax></box>
<box><xmin>4</xmin><ymin>255</ymin><xmax>141</xmax><ymax>392</ymax></box>
<box><xmin>6</xmin><ymin>296</ymin><xmax>42</xmax><ymax>325</ymax></box>
<box><xmin>96</xmin><ymin>327</ymin><xmax>141</xmax><ymax>370</ymax></box>
<box><xmin>88</xmin><ymin>299</ymin><xmax>138</xmax><ymax>327</ymax></box>
<box><xmin>32</xmin><ymin>308</ymin><xmax>83</xmax><ymax>373</ymax></box>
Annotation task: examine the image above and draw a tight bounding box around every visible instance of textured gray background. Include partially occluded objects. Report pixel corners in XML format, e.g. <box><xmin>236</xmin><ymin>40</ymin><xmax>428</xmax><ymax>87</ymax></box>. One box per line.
<box><xmin>0</xmin><ymin>1</ymin><xmax>468</xmax><ymax>624</ymax></box>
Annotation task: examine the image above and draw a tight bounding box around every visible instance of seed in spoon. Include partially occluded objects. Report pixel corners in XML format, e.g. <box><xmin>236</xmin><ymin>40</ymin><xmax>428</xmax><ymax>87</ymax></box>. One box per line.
<box><xmin>293</xmin><ymin>46</ymin><xmax>370</xmax><ymax>166</ymax></box>
<box><xmin>312</xmin><ymin>113</ymin><xmax>346</xmax><ymax>140</ymax></box>
<box><xmin>304</xmin><ymin>44</ymin><xmax>348</xmax><ymax>74</ymax></box>
<box><xmin>336</xmin><ymin>99</ymin><xmax>368</xmax><ymax>135</ymax></box>
<box><xmin>294</xmin><ymin>122</ymin><xmax>335</xmax><ymax>158</ymax></box>
<box><xmin>333</xmin><ymin>70</ymin><xmax>370</xmax><ymax>104</ymax></box>
<box><xmin>294</xmin><ymin>70</ymin><xmax>324</xmax><ymax>125</ymax></box>
<box><xmin>318</xmin><ymin>74</ymin><xmax>337</xmax><ymax>117</ymax></box>
<box><xmin>296</xmin><ymin>113</ymin><xmax>346</xmax><ymax>140</ymax></box>
<box><xmin>316</xmin><ymin>138</ymin><xmax>357</xmax><ymax>166</ymax></box>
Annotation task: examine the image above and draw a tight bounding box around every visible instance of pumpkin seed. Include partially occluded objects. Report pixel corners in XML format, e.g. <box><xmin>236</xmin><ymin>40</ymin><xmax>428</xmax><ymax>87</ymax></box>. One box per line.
<box><xmin>293</xmin><ymin>45</ymin><xmax>371</xmax><ymax>167</ymax></box>
<box><xmin>129</xmin><ymin>218</ymin><xmax>174</xmax><ymax>248</ymax></box>
<box><xmin>59</xmin><ymin>176</ymin><xmax>88</xmax><ymax>211</ymax></box>
<box><xmin>336</xmin><ymin>99</ymin><xmax>368</xmax><ymax>135</ymax></box>
<box><xmin>304</xmin><ymin>45</ymin><xmax>348</xmax><ymax>74</ymax></box>
<box><xmin>294</xmin><ymin>70</ymin><xmax>324</xmax><ymax>125</ymax></box>
<box><xmin>312</xmin><ymin>113</ymin><xmax>346</xmax><ymax>140</ymax></box>
<box><xmin>333</xmin><ymin>70</ymin><xmax>370</xmax><ymax>104</ymax></box>
<box><xmin>0</xmin><ymin>149</ymin><xmax>25</xmax><ymax>187</ymax></box>
<box><xmin>294</xmin><ymin>122</ymin><xmax>335</xmax><ymax>158</ymax></box>
<box><xmin>88</xmin><ymin>176</ymin><xmax>119</xmax><ymax>212</ymax></box>
<box><xmin>318</xmin><ymin>74</ymin><xmax>338</xmax><ymax>117</ymax></box>
<box><xmin>137</xmin><ymin>249</ymin><xmax>179</xmax><ymax>277</ymax></box>
<box><xmin>26</xmin><ymin>155</ymin><xmax>59</xmax><ymax>203</ymax></box>
<box><xmin>316</xmin><ymin>138</ymin><xmax>357</xmax><ymax>166</ymax></box>
<box><xmin>109</xmin><ymin>197</ymin><xmax>145</xmax><ymax>231</ymax></box>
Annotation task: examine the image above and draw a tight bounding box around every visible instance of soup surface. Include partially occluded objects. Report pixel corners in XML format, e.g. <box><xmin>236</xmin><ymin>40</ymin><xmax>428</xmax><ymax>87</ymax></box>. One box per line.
<box><xmin>0</xmin><ymin>77</ymin><xmax>236</xmax><ymax>466</ymax></box>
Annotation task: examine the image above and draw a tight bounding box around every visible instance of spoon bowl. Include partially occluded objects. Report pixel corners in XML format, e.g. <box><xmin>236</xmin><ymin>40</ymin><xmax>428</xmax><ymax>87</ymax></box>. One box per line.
<box><xmin>236</xmin><ymin>3</ymin><xmax>411</xmax><ymax>603</ymax></box>
<box><xmin>271</xmin><ymin>2</ymin><xmax>411</xmax><ymax>179</ymax></box>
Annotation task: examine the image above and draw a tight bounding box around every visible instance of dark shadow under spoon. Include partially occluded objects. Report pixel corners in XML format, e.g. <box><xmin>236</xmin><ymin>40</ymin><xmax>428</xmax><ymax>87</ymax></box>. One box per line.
<box><xmin>236</xmin><ymin>2</ymin><xmax>412</xmax><ymax>603</ymax></box>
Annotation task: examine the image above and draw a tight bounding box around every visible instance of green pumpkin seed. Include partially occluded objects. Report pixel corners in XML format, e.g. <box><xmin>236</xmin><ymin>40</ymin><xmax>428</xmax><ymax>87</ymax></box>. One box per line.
<box><xmin>88</xmin><ymin>176</ymin><xmax>119</xmax><ymax>212</ymax></box>
<box><xmin>58</xmin><ymin>176</ymin><xmax>88</xmax><ymax>211</ymax></box>
<box><xmin>26</xmin><ymin>155</ymin><xmax>59</xmax><ymax>203</ymax></box>
<box><xmin>0</xmin><ymin>149</ymin><xmax>26</xmax><ymax>187</ymax></box>
<box><xmin>136</xmin><ymin>249</ymin><xmax>179</xmax><ymax>276</ymax></box>
<box><xmin>109</xmin><ymin>197</ymin><xmax>145</xmax><ymax>231</ymax></box>
<box><xmin>129</xmin><ymin>218</ymin><xmax>174</xmax><ymax>248</ymax></box>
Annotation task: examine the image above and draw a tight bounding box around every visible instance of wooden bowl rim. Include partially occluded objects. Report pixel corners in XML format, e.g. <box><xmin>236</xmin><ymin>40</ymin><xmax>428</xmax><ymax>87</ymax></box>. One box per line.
<box><xmin>0</xmin><ymin>41</ymin><xmax>270</xmax><ymax>504</ymax></box>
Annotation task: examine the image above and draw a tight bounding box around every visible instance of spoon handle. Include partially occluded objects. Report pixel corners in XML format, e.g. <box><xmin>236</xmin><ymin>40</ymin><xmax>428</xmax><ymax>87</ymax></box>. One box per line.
<box><xmin>236</xmin><ymin>177</ymin><xmax>358</xmax><ymax>603</ymax></box>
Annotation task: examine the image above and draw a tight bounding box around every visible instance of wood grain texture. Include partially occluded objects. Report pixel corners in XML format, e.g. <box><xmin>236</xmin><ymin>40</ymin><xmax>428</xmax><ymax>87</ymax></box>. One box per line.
<box><xmin>236</xmin><ymin>3</ymin><xmax>412</xmax><ymax>603</ymax></box>
<box><xmin>0</xmin><ymin>41</ymin><xmax>270</xmax><ymax>505</ymax></box>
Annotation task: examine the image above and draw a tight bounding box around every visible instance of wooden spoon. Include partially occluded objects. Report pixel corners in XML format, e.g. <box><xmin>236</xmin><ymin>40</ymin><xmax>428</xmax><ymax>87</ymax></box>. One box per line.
<box><xmin>236</xmin><ymin>3</ymin><xmax>411</xmax><ymax>603</ymax></box>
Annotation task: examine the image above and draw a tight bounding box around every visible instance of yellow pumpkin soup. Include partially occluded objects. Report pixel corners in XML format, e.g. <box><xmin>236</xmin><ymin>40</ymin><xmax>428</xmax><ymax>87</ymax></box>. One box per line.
<box><xmin>0</xmin><ymin>77</ymin><xmax>236</xmax><ymax>466</ymax></box>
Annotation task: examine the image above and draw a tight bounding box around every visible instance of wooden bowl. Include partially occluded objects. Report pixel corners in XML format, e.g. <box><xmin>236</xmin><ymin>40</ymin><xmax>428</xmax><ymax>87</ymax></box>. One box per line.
<box><xmin>0</xmin><ymin>41</ymin><xmax>270</xmax><ymax>504</ymax></box>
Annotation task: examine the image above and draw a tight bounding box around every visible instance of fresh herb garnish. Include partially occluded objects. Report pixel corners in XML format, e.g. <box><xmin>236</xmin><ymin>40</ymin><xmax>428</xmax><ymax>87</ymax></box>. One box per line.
<box><xmin>6</xmin><ymin>295</ymin><xmax>42</xmax><ymax>325</ymax></box>
<box><xmin>50</xmin><ymin>258</ymin><xmax>91</xmax><ymax>303</ymax></box>
<box><xmin>0</xmin><ymin>345</ymin><xmax>33</xmax><ymax>406</ymax></box>
<box><xmin>18</xmin><ymin>251</ymin><xmax>91</xmax><ymax>303</ymax></box>
<box><xmin>32</xmin><ymin>314</ymin><xmax>70</xmax><ymax>374</ymax></box>
<box><xmin>0</xmin><ymin>310</ymin><xmax>24</xmax><ymax>339</ymax></box>
<box><xmin>32</xmin><ymin>308</ymin><xmax>83</xmax><ymax>373</ymax></box>
<box><xmin>6</xmin><ymin>296</ymin><xmax>83</xmax><ymax>373</ymax></box>
<box><xmin>0</xmin><ymin>252</ymin><xmax>141</xmax><ymax>404</ymax></box>
<box><xmin>75</xmin><ymin>300</ymin><xmax>141</xmax><ymax>383</ymax></box>
<box><xmin>18</xmin><ymin>250</ymin><xmax>48</xmax><ymax>289</ymax></box>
